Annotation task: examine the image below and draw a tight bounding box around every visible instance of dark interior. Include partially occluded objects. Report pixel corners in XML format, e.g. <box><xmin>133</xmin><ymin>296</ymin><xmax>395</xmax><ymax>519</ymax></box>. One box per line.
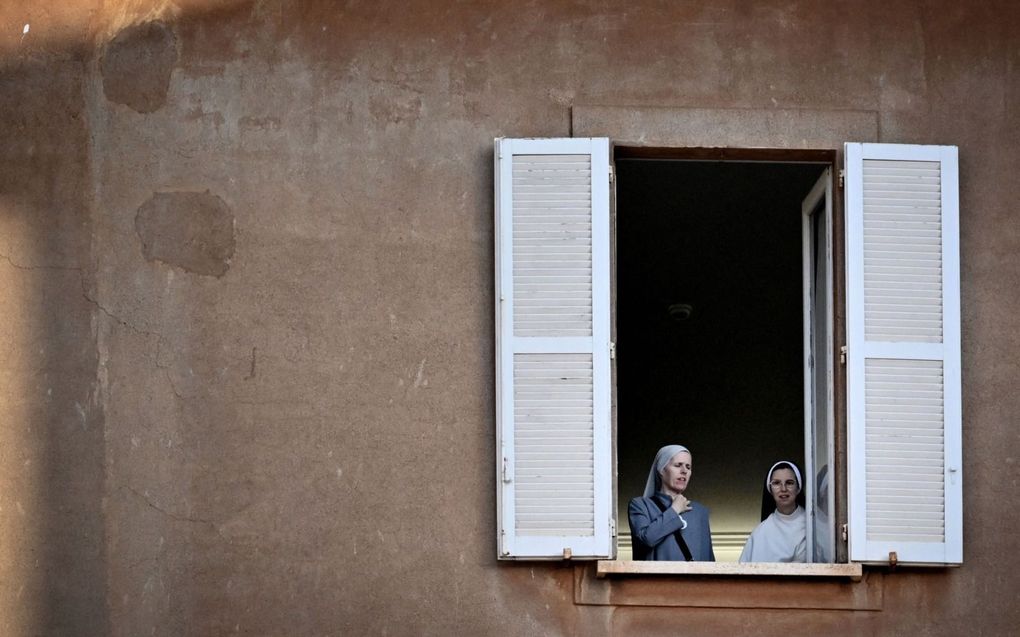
<box><xmin>616</xmin><ymin>157</ymin><xmax>828</xmax><ymax>557</ymax></box>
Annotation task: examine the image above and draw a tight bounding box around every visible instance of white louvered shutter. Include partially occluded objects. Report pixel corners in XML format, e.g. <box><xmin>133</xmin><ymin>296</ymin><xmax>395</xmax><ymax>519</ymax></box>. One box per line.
<box><xmin>495</xmin><ymin>138</ymin><xmax>612</xmax><ymax>559</ymax></box>
<box><xmin>845</xmin><ymin>143</ymin><xmax>962</xmax><ymax>565</ymax></box>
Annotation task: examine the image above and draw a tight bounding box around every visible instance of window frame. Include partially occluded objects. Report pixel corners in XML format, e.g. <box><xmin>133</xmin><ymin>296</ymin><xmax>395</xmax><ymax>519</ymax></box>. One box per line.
<box><xmin>608</xmin><ymin>145</ymin><xmax>846</xmax><ymax>571</ymax></box>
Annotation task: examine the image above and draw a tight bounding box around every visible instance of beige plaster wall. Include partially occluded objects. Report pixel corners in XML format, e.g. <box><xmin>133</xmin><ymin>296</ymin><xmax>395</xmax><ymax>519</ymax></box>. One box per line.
<box><xmin>0</xmin><ymin>53</ymin><xmax>109</xmax><ymax>635</ymax></box>
<box><xmin>0</xmin><ymin>1</ymin><xmax>1018</xmax><ymax>635</ymax></box>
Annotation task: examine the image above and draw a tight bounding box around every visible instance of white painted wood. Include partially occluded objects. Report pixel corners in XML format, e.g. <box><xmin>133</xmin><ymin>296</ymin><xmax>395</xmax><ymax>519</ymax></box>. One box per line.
<box><xmin>801</xmin><ymin>167</ymin><xmax>835</xmax><ymax>563</ymax></box>
<box><xmin>802</xmin><ymin>174</ymin><xmax>817</xmax><ymax>562</ymax></box>
<box><xmin>495</xmin><ymin>138</ymin><xmax>613</xmax><ymax>559</ymax></box>
<box><xmin>845</xmin><ymin>143</ymin><xmax>962</xmax><ymax>565</ymax></box>
<box><xmin>862</xmin><ymin>158</ymin><xmax>944</xmax><ymax>344</ymax></box>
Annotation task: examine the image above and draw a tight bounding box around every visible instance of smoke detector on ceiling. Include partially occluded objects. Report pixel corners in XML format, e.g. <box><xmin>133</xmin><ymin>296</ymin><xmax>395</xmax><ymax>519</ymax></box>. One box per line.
<box><xmin>667</xmin><ymin>303</ymin><xmax>694</xmax><ymax>323</ymax></box>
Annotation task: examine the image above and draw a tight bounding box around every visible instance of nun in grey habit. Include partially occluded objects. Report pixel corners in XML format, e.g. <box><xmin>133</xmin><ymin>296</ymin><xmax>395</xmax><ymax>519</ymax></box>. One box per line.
<box><xmin>628</xmin><ymin>444</ymin><xmax>715</xmax><ymax>561</ymax></box>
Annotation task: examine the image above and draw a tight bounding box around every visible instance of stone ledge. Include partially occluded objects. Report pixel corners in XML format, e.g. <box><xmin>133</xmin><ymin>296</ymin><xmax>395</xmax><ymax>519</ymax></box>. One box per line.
<box><xmin>575</xmin><ymin>562</ymin><xmax>882</xmax><ymax>610</ymax></box>
<box><xmin>597</xmin><ymin>560</ymin><xmax>863</xmax><ymax>580</ymax></box>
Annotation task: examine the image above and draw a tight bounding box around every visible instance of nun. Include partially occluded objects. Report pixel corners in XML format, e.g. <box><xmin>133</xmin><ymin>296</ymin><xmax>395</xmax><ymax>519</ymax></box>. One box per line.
<box><xmin>739</xmin><ymin>460</ymin><xmax>807</xmax><ymax>563</ymax></box>
<box><xmin>628</xmin><ymin>444</ymin><xmax>715</xmax><ymax>561</ymax></box>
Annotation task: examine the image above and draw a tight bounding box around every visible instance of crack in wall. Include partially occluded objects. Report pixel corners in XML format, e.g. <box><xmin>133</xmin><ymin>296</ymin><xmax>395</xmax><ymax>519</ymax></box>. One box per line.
<box><xmin>0</xmin><ymin>252</ymin><xmax>83</xmax><ymax>272</ymax></box>
<box><xmin>77</xmin><ymin>272</ymin><xmax>159</xmax><ymax>341</ymax></box>
<box><xmin>123</xmin><ymin>485</ymin><xmax>225</xmax><ymax>542</ymax></box>
<box><xmin>244</xmin><ymin>346</ymin><xmax>257</xmax><ymax>380</ymax></box>
<box><xmin>74</xmin><ymin>265</ymin><xmax>186</xmax><ymax>407</ymax></box>
<box><xmin>0</xmin><ymin>248</ymin><xmax>188</xmax><ymax>418</ymax></box>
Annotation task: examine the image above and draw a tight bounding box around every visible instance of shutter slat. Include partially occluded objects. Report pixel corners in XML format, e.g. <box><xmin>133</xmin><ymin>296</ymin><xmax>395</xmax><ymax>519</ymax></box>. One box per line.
<box><xmin>860</xmin><ymin>151</ymin><xmax>946</xmax><ymax>342</ymax></box>
<box><xmin>862</xmin><ymin>157</ymin><xmax>943</xmax><ymax>344</ymax></box>
<box><xmin>513</xmin><ymin>153</ymin><xmax>593</xmax><ymax>336</ymax></box>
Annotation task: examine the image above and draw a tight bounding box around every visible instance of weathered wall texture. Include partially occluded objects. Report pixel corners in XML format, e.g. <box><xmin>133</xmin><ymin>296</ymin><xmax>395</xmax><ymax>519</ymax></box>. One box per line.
<box><xmin>1</xmin><ymin>1</ymin><xmax>1018</xmax><ymax>635</ymax></box>
<box><xmin>0</xmin><ymin>52</ymin><xmax>108</xmax><ymax>637</ymax></box>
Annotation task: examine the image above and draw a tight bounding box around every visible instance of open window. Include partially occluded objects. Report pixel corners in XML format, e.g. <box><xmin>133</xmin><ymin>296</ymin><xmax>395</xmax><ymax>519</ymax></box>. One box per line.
<box><xmin>494</xmin><ymin>138</ymin><xmax>961</xmax><ymax>568</ymax></box>
<box><xmin>613</xmin><ymin>151</ymin><xmax>833</xmax><ymax>563</ymax></box>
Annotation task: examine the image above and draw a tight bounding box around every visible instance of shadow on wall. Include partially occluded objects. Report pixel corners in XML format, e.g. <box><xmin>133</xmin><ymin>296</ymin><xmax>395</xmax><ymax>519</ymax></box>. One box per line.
<box><xmin>0</xmin><ymin>0</ymin><xmax>255</xmax><ymax>62</ymax></box>
<box><xmin>0</xmin><ymin>1</ymin><xmax>247</xmax><ymax>634</ymax></box>
<box><xmin>0</xmin><ymin>52</ymin><xmax>106</xmax><ymax>635</ymax></box>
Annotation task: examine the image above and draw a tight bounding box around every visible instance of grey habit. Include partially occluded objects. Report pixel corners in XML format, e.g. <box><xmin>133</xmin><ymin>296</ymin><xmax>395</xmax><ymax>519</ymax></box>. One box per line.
<box><xmin>628</xmin><ymin>444</ymin><xmax>716</xmax><ymax>561</ymax></box>
<box><xmin>628</xmin><ymin>493</ymin><xmax>715</xmax><ymax>561</ymax></box>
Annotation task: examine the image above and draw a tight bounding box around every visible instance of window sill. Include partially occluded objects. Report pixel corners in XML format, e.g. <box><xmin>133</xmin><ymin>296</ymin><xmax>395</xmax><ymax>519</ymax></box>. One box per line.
<box><xmin>596</xmin><ymin>560</ymin><xmax>863</xmax><ymax>581</ymax></box>
<box><xmin>575</xmin><ymin>563</ymin><xmax>881</xmax><ymax>610</ymax></box>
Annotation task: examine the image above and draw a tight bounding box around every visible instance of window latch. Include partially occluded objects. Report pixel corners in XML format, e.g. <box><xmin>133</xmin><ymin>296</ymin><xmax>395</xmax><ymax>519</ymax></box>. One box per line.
<box><xmin>840</xmin><ymin>345</ymin><xmax>847</xmax><ymax>365</ymax></box>
<box><xmin>609</xmin><ymin>341</ymin><xmax>616</xmax><ymax>359</ymax></box>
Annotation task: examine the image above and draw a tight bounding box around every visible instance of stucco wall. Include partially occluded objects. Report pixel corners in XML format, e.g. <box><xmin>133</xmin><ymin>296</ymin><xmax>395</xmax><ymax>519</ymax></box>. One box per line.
<box><xmin>1</xmin><ymin>1</ymin><xmax>1018</xmax><ymax>635</ymax></box>
<box><xmin>0</xmin><ymin>52</ymin><xmax>109</xmax><ymax>635</ymax></box>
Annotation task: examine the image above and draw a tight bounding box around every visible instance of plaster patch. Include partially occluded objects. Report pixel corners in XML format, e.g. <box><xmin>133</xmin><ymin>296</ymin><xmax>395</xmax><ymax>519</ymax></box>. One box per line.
<box><xmin>135</xmin><ymin>191</ymin><xmax>236</xmax><ymax>277</ymax></box>
<box><xmin>100</xmin><ymin>21</ymin><xmax>178</xmax><ymax>113</ymax></box>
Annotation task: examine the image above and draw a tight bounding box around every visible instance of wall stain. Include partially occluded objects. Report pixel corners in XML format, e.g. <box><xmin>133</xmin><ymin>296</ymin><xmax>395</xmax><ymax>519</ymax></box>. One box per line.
<box><xmin>244</xmin><ymin>347</ymin><xmax>257</xmax><ymax>380</ymax></box>
<box><xmin>100</xmin><ymin>21</ymin><xmax>178</xmax><ymax>113</ymax></box>
<box><xmin>238</xmin><ymin>115</ymin><xmax>281</xmax><ymax>131</ymax></box>
<box><xmin>134</xmin><ymin>191</ymin><xmax>235</xmax><ymax>277</ymax></box>
<box><xmin>185</xmin><ymin>106</ymin><xmax>225</xmax><ymax>126</ymax></box>
<box><xmin>369</xmin><ymin>94</ymin><xmax>423</xmax><ymax>125</ymax></box>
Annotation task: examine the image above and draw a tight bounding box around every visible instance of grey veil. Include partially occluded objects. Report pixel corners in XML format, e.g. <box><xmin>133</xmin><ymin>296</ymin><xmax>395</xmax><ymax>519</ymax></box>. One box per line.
<box><xmin>642</xmin><ymin>444</ymin><xmax>691</xmax><ymax>498</ymax></box>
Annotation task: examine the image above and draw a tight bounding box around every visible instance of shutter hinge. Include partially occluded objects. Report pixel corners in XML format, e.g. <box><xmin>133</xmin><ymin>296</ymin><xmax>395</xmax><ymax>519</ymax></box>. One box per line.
<box><xmin>841</xmin><ymin>523</ymin><xmax>848</xmax><ymax>542</ymax></box>
<box><xmin>610</xmin><ymin>518</ymin><xmax>617</xmax><ymax>538</ymax></box>
<box><xmin>608</xmin><ymin>164</ymin><xmax>614</xmax><ymax>183</ymax></box>
<box><xmin>502</xmin><ymin>457</ymin><xmax>511</xmax><ymax>483</ymax></box>
<box><xmin>609</xmin><ymin>341</ymin><xmax>616</xmax><ymax>360</ymax></box>
<box><xmin>838</xmin><ymin>169</ymin><xmax>845</xmax><ymax>189</ymax></box>
<box><xmin>840</xmin><ymin>345</ymin><xmax>847</xmax><ymax>365</ymax></box>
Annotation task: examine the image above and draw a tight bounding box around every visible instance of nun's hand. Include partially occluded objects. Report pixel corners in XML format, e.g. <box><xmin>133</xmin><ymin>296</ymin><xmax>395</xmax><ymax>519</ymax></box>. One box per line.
<box><xmin>671</xmin><ymin>494</ymin><xmax>692</xmax><ymax>514</ymax></box>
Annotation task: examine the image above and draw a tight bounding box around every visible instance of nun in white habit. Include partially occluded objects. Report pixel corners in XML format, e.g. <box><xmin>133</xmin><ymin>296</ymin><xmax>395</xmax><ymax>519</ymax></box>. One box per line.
<box><xmin>739</xmin><ymin>460</ymin><xmax>807</xmax><ymax>563</ymax></box>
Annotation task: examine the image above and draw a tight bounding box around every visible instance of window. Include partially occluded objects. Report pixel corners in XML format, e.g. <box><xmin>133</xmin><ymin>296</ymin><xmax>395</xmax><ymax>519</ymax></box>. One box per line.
<box><xmin>613</xmin><ymin>152</ymin><xmax>832</xmax><ymax>563</ymax></box>
<box><xmin>494</xmin><ymin>138</ymin><xmax>961</xmax><ymax>567</ymax></box>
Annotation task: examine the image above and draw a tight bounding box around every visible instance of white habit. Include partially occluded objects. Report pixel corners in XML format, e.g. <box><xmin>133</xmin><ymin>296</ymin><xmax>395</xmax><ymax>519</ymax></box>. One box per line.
<box><xmin>739</xmin><ymin>506</ymin><xmax>807</xmax><ymax>563</ymax></box>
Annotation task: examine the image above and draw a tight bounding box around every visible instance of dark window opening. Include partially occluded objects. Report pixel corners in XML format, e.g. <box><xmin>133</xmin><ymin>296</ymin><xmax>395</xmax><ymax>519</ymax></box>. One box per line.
<box><xmin>616</xmin><ymin>155</ymin><xmax>830</xmax><ymax>561</ymax></box>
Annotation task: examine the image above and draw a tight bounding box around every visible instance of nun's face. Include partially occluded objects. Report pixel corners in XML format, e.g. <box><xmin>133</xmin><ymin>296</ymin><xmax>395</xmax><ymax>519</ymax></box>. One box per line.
<box><xmin>769</xmin><ymin>467</ymin><xmax>800</xmax><ymax>514</ymax></box>
<box><xmin>660</xmin><ymin>451</ymin><xmax>693</xmax><ymax>496</ymax></box>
